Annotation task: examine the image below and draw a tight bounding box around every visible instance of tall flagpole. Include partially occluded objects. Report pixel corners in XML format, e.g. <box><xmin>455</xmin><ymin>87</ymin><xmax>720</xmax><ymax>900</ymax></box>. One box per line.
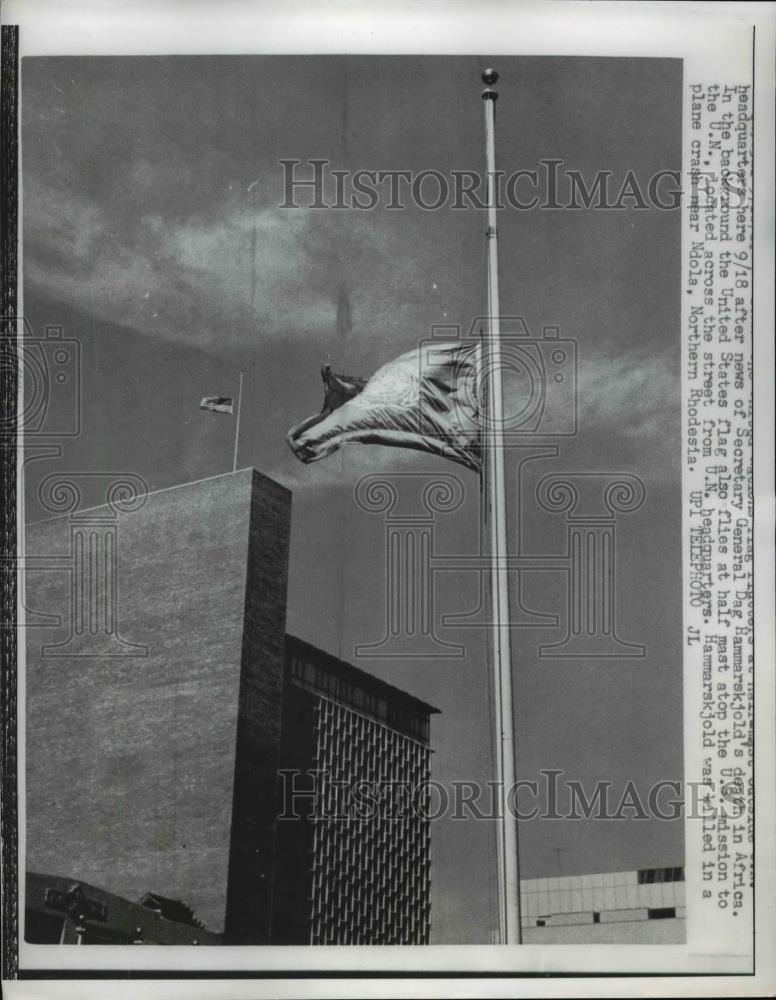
<box><xmin>232</xmin><ymin>369</ymin><xmax>244</xmax><ymax>473</ymax></box>
<box><xmin>481</xmin><ymin>68</ymin><xmax>522</xmax><ymax>944</ymax></box>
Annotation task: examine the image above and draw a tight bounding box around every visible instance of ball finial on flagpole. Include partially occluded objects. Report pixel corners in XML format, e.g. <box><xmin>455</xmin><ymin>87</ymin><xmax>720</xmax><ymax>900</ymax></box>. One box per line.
<box><xmin>481</xmin><ymin>68</ymin><xmax>499</xmax><ymax>101</ymax></box>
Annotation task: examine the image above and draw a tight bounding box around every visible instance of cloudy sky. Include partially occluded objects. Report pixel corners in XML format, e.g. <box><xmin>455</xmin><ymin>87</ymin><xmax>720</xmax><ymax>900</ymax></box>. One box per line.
<box><xmin>22</xmin><ymin>54</ymin><xmax>683</xmax><ymax>943</ymax></box>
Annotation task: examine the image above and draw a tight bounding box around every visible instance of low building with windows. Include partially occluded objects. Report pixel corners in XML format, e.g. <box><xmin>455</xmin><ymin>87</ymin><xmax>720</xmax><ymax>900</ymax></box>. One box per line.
<box><xmin>520</xmin><ymin>865</ymin><xmax>686</xmax><ymax>943</ymax></box>
<box><xmin>25</xmin><ymin>872</ymin><xmax>222</xmax><ymax>945</ymax></box>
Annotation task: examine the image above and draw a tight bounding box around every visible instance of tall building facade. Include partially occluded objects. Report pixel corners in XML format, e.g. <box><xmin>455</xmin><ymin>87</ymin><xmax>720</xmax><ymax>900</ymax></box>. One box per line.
<box><xmin>273</xmin><ymin>637</ymin><xmax>437</xmax><ymax>945</ymax></box>
<box><xmin>24</xmin><ymin>470</ymin><xmax>437</xmax><ymax>945</ymax></box>
<box><xmin>25</xmin><ymin>469</ymin><xmax>292</xmax><ymax>943</ymax></box>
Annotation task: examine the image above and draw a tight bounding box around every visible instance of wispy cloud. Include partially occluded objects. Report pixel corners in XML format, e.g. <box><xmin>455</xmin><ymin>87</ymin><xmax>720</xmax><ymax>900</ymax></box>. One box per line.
<box><xmin>25</xmin><ymin>169</ymin><xmax>435</xmax><ymax>355</ymax></box>
<box><xmin>578</xmin><ymin>347</ymin><xmax>679</xmax><ymax>443</ymax></box>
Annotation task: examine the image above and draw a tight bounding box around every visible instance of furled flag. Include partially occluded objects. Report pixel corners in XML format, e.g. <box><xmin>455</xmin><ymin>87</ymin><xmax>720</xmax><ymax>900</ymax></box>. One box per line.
<box><xmin>286</xmin><ymin>342</ymin><xmax>481</xmax><ymax>472</ymax></box>
<box><xmin>200</xmin><ymin>396</ymin><xmax>234</xmax><ymax>414</ymax></box>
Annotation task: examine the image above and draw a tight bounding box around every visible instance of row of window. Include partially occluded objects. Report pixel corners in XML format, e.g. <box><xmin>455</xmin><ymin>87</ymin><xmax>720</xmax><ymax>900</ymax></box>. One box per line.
<box><xmin>309</xmin><ymin>698</ymin><xmax>431</xmax><ymax>945</ymax></box>
<box><xmin>534</xmin><ymin>907</ymin><xmax>678</xmax><ymax>928</ymax></box>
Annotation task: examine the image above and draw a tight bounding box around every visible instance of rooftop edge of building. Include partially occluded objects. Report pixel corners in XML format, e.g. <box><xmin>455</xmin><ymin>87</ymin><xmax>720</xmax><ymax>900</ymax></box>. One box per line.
<box><xmin>26</xmin><ymin>467</ymin><xmax>291</xmax><ymax>528</ymax></box>
<box><xmin>286</xmin><ymin>633</ymin><xmax>441</xmax><ymax>720</ymax></box>
<box><xmin>25</xmin><ymin>871</ymin><xmax>223</xmax><ymax>945</ymax></box>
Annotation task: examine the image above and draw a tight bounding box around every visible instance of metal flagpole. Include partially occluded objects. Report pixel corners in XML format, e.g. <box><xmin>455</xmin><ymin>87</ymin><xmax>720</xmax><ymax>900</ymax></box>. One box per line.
<box><xmin>481</xmin><ymin>67</ymin><xmax>522</xmax><ymax>944</ymax></box>
<box><xmin>233</xmin><ymin>369</ymin><xmax>244</xmax><ymax>473</ymax></box>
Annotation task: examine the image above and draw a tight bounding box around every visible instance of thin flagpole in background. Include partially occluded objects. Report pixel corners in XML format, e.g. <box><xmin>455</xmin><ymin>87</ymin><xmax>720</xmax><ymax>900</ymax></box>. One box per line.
<box><xmin>233</xmin><ymin>369</ymin><xmax>244</xmax><ymax>473</ymax></box>
<box><xmin>481</xmin><ymin>67</ymin><xmax>523</xmax><ymax>945</ymax></box>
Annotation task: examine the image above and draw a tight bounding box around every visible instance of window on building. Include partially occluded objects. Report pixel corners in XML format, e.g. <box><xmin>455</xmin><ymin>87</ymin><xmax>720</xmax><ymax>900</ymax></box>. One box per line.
<box><xmin>638</xmin><ymin>866</ymin><xmax>686</xmax><ymax>884</ymax></box>
<box><xmin>647</xmin><ymin>907</ymin><xmax>677</xmax><ymax>920</ymax></box>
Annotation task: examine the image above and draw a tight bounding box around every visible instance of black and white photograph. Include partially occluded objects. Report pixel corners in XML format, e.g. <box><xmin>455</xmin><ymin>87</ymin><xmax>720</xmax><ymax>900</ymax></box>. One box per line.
<box><xmin>0</xmin><ymin>1</ymin><xmax>773</xmax><ymax>997</ymax></box>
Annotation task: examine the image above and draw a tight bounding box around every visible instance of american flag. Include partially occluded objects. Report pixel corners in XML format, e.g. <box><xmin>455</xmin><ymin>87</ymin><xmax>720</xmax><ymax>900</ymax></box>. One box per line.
<box><xmin>199</xmin><ymin>396</ymin><xmax>234</xmax><ymax>414</ymax></box>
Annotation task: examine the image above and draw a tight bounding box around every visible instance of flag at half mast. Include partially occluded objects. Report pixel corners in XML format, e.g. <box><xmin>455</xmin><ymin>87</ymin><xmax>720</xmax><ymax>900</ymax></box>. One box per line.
<box><xmin>200</xmin><ymin>396</ymin><xmax>235</xmax><ymax>414</ymax></box>
<box><xmin>286</xmin><ymin>341</ymin><xmax>482</xmax><ymax>472</ymax></box>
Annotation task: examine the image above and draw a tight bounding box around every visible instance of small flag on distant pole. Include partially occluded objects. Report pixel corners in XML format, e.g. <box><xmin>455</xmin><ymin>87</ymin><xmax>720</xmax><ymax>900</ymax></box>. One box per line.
<box><xmin>200</xmin><ymin>370</ymin><xmax>244</xmax><ymax>473</ymax></box>
<box><xmin>200</xmin><ymin>396</ymin><xmax>234</xmax><ymax>414</ymax></box>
